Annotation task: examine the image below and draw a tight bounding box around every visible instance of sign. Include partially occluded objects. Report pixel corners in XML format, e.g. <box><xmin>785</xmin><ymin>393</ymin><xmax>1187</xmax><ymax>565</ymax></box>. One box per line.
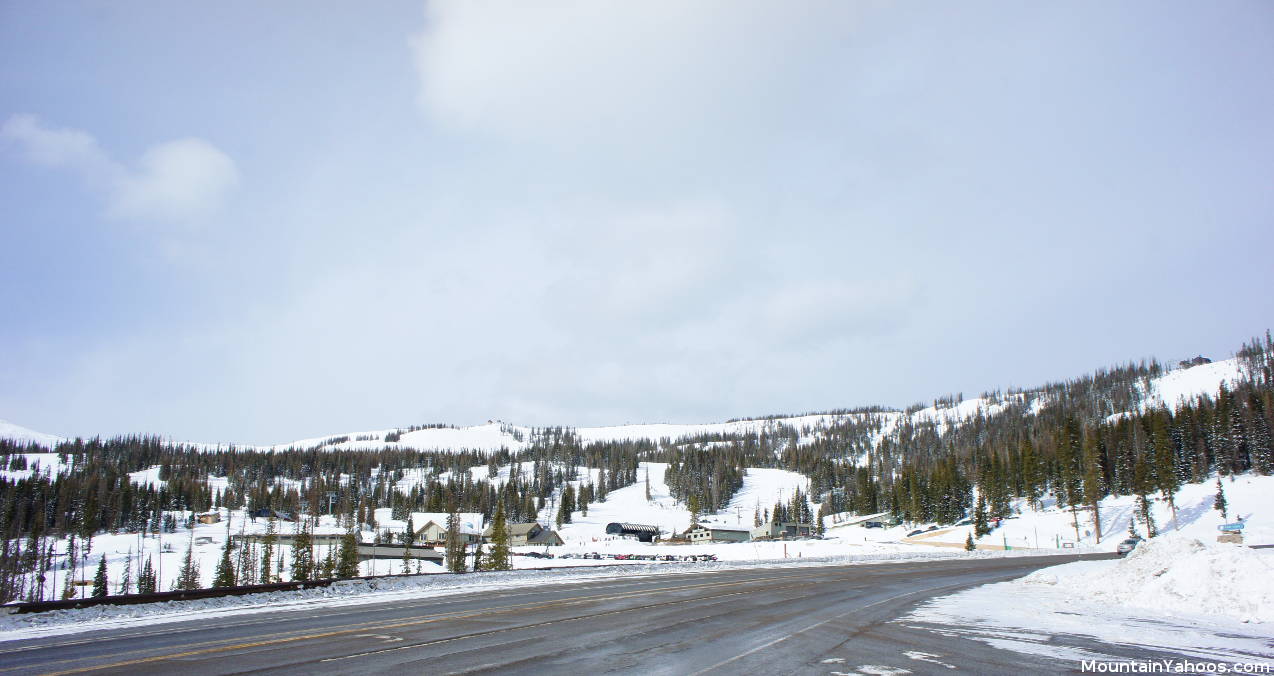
<box><xmin>1218</xmin><ymin>522</ymin><xmax>1245</xmax><ymax>532</ymax></box>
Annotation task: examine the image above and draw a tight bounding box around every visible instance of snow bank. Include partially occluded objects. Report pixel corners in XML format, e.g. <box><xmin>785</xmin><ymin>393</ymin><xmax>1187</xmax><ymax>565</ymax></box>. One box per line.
<box><xmin>904</xmin><ymin>543</ymin><xmax>1274</xmax><ymax>663</ymax></box>
<box><xmin>1024</xmin><ymin>536</ymin><xmax>1274</xmax><ymax>623</ymax></box>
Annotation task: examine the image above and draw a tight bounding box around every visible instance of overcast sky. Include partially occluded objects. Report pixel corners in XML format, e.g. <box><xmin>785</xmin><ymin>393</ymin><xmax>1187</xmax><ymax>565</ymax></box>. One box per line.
<box><xmin>2</xmin><ymin>1</ymin><xmax>1272</xmax><ymax>445</ymax></box>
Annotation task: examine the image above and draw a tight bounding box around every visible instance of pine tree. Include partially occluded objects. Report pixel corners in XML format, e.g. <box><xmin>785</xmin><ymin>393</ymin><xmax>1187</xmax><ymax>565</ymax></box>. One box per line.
<box><xmin>260</xmin><ymin>520</ymin><xmax>276</xmax><ymax>584</ymax></box>
<box><xmin>337</xmin><ymin>528</ymin><xmax>359</xmax><ymax>579</ymax></box>
<box><xmin>974</xmin><ymin>495</ymin><xmax>990</xmax><ymax>538</ymax></box>
<box><xmin>118</xmin><ymin>550</ymin><xmax>132</xmax><ymax>595</ymax></box>
<box><xmin>1213</xmin><ymin>477</ymin><xmax>1228</xmax><ymax>521</ymax></box>
<box><xmin>559</xmin><ymin>484</ymin><xmax>575</xmax><ymax>525</ymax></box>
<box><xmin>445</xmin><ymin>509</ymin><xmax>467</xmax><ymax>574</ymax></box>
<box><xmin>92</xmin><ymin>554</ymin><xmax>108</xmax><ymax>598</ymax></box>
<box><xmin>290</xmin><ymin>526</ymin><xmax>314</xmax><ymax>582</ymax></box>
<box><xmin>174</xmin><ymin>538</ymin><xmax>200</xmax><ymax>590</ymax></box>
<box><xmin>319</xmin><ymin>547</ymin><xmax>335</xmax><ymax>579</ymax></box>
<box><xmin>486</xmin><ymin>502</ymin><xmax>512</xmax><ymax>571</ymax></box>
<box><xmin>1152</xmin><ymin>413</ymin><xmax>1180</xmax><ymax>531</ymax></box>
<box><xmin>1020</xmin><ymin>438</ymin><xmax>1043</xmax><ymax>510</ymax></box>
<box><xmin>61</xmin><ymin>535</ymin><xmax>77</xmax><ymax>600</ymax></box>
<box><xmin>1081</xmin><ymin>432</ymin><xmax>1105</xmax><ymax>542</ymax></box>
<box><xmin>138</xmin><ymin>556</ymin><xmax>156</xmax><ymax>594</ymax></box>
<box><xmin>213</xmin><ymin>536</ymin><xmax>235</xmax><ymax>588</ymax></box>
<box><xmin>965</xmin><ymin>533</ymin><xmax>975</xmax><ymax>551</ymax></box>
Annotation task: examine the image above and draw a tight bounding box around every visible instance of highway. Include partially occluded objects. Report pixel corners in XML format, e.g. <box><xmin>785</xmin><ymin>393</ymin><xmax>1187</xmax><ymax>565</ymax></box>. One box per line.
<box><xmin>0</xmin><ymin>553</ymin><xmax>1181</xmax><ymax>675</ymax></box>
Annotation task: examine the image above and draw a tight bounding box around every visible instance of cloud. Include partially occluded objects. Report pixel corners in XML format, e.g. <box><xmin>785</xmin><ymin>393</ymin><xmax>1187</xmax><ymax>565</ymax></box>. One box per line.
<box><xmin>409</xmin><ymin>2</ymin><xmax>867</xmax><ymax>149</ymax></box>
<box><xmin>107</xmin><ymin>138</ymin><xmax>239</xmax><ymax>223</ymax></box>
<box><xmin>1</xmin><ymin>114</ymin><xmax>238</xmax><ymax>225</ymax></box>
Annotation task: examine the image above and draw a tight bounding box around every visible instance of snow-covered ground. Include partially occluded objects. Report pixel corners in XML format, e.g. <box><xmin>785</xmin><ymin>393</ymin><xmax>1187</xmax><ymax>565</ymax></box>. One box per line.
<box><xmin>903</xmin><ymin>535</ymin><xmax>1274</xmax><ymax>664</ymax></box>
<box><xmin>911</xmin><ymin>473</ymin><xmax>1274</xmax><ymax>552</ymax></box>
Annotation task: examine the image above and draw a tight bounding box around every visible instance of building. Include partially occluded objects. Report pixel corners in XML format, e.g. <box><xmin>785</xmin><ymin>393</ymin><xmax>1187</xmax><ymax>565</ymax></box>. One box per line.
<box><xmin>484</xmin><ymin>522</ymin><xmax>564</xmax><ymax>547</ymax></box>
<box><xmin>683</xmin><ymin>524</ymin><xmax>752</xmax><ymax>543</ymax></box>
<box><xmin>604</xmin><ymin>522</ymin><xmax>661</xmax><ymax>543</ymax></box>
<box><xmin>410</xmin><ymin>513</ymin><xmax>485</xmax><ymax>545</ymax></box>
<box><xmin>234</xmin><ymin>532</ymin><xmax>346</xmax><ymax>547</ymax></box>
<box><xmin>356</xmin><ymin>544</ymin><xmax>443</xmax><ymax>566</ymax></box>
<box><xmin>751</xmin><ymin>521</ymin><xmax>815</xmax><ymax>539</ymax></box>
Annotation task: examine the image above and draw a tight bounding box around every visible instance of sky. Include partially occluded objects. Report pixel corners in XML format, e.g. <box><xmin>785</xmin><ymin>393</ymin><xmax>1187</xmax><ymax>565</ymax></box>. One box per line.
<box><xmin>1</xmin><ymin>1</ymin><xmax>1272</xmax><ymax>445</ymax></box>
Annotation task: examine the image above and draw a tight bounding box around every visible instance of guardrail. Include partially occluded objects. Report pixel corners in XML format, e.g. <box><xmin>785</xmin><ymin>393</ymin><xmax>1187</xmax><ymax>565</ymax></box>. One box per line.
<box><xmin>2</xmin><ymin>559</ymin><xmax>699</xmax><ymax>615</ymax></box>
<box><xmin>3</xmin><ymin>578</ymin><xmax>340</xmax><ymax>614</ymax></box>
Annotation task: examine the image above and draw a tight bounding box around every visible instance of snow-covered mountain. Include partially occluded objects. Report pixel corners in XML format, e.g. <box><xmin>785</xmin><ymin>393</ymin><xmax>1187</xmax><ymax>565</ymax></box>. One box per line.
<box><xmin>1</xmin><ymin>356</ymin><xmax>1249</xmax><ymax>454</ymax></box>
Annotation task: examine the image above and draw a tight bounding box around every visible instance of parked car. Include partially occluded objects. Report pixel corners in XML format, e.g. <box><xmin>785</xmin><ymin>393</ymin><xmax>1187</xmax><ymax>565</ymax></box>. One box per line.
<box><xmin>907</xmin><ymin>529</ymin><xmax>925</xmax><ymax>537</ymax></box>
<box><xmin>926</xmin><ymin>525</ymin><xmax>939</xmax><ymax>532</ymax></box>
<box><xmin>864</xmin><ymin>521</ymin><xmax>884</xmax><ymax>529</ymax></box>
<box><xmin>1117</xmin><ymin>537</ymin><xmax>1142</xmax><ymax>556</ymax></box>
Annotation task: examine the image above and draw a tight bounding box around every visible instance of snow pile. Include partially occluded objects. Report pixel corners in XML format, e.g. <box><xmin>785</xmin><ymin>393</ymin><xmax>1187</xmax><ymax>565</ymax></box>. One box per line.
<box><xmin>1024</xmin><ymin>536</ymin><xmax>1274</xmax><ymax>623</ymax></box>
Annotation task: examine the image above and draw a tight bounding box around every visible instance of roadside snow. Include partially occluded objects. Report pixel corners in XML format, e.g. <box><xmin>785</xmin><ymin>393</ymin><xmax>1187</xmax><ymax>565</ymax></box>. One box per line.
<box><xmin>904</xmin><ymin>536</ymin><xmax>1274</xmax><ymax>663</ymax></box>
<box><xmin>1068</xmin><ymin>536</ymin><xmax>1274</xmax><ymax>622</ymax></box>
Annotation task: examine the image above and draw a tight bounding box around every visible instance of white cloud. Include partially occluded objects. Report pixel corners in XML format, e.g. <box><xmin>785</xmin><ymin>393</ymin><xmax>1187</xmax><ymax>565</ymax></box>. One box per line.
<box><xmin>409</xmin><ymin>2</ymin><xmax>867</xmax><ymax>148</ymax></box>
<box><xmin>1</xmin><ymin>114</ymin><xmax>238</xmax><ymax>226</ymax></box>
<box><xmin>108</xmin><ymin>138</ymin><xmax>238</xmax><ymax>223</ymax></box>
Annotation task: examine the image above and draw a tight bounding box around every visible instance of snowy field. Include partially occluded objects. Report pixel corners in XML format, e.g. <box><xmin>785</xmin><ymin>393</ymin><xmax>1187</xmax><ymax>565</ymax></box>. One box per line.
<box><xmin>904</xmin><ymin>536</ymin><xmax>1274</xmax><ymax>664</ymax></box>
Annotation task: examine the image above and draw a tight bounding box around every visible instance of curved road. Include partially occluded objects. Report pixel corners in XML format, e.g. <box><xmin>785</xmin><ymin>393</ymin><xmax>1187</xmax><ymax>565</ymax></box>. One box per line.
<box><xmin>1</xmin><ymin>554</ymin><xmax>1145</xmax><ymax>675</ymax></box>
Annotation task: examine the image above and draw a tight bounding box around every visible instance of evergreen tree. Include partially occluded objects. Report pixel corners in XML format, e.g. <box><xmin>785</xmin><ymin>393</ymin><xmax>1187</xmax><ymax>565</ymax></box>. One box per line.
<box><xmin>965</xmin><ymin>533</ymin><xmax>975</xmax><ymax>551</ymax></box>
<box><xmin>213</xmin><ymin>536</ymin><xmax>235</xmax><ymax>588</ymax></box>
<box><xmin>1213</xmin><ymin>477</ymin><xmax>1228</xmax><ymax>521</ymax></box>
<box><xmin>92</xmin><ymin>554</ymin><xmax>108</xmax><ymax>598</ymax></box>
<box><xmin>61</xmin><ymin>535</ymin><xmax>77</xmax><ymax>600</ymax></box>
<box><xmin>290</xmin><ymin>526</ymin><xmax>314</xmax><ymax>582</ymax></box>
<box><xmin>259</xmin><ymin>520</ymin><xmax>276</xmax><ymax>583</ymax></box>
<box><xmin>319</xmin><ymin>547</ymin><xmax>335</xmax><ymax>579</ymax></box>
<box><xmin>445</xmin><ymin>509</ymin><xmax>467</xmax><ymax>574</ymax></box>
<box><xmin>118</xmin><ymin>551</ymin><xmax>133</xmax><ymax>595</ymax></box>
<box><xmin>974</xmin><ymin>494</ymin><xmax>990</xmax><ymax>538</ymax></box>
<box><xmin>559</xmin><ymin>484</ymin><xmax>575</xmax><ymax>525</ymax></box>
<box><xmin>1081</xmin><ymin>432</ymin><xmax>1105</xmax><ymax>542</ymax></box>
<box><xmin>337</xmin><ymin>529</ymin><xmax>359</xmax><ymax>579</ymax></box>
<box><xmin>174</xmin><ymin>538</ymin><xmax>200</xmax><ymax>590</ymax></box>
<box><xmin>1151</xmin><ymin>412</ymin><xmax>1180</xmax><ymax>531</ymax></box>
<box><xmin>486</xmin><ymin>502</ymin><xmax>512</xmax><ymax>571</ymax></box>
<box><xmin>138</xmin><ymin>556</ymin><xmax>156</xmax><ymax>594</ymax></box>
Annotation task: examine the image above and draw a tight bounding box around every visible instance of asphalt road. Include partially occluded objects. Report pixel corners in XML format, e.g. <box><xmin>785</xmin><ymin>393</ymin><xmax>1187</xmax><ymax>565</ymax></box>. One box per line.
<box><xmin>0</xmin><ymin>553</ymin><xmax>1190</xmax><ymax>676</ymax></box>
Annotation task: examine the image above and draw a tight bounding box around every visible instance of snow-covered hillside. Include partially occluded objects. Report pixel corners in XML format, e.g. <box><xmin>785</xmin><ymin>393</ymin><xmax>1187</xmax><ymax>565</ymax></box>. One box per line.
<box><xmin>2</xmin><ymin>356</ymin><xmax>1249</xmax><ymax>457</ymax></box>
<box><xmin>0</xmin><ymin>419</ymin><xmax>63</xmax><ymax>447</ymax></box>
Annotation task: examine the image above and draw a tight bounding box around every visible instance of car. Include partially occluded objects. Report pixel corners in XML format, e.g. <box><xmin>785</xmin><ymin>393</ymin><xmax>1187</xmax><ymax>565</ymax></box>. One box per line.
<box><xmin>1117</xmin><ymin>537</ymin><xmax>1142</xmax><ymax>556</ymax></box>
<box><xmin>926</xmin><ymin>525</ymin><xmax>939</xmax><ymax>532</ymax></box>
<box><xmin>907</xmin><ymin>529</ymin><xmax>924</xmax><ymax>537</ymax></box>
<box><xmin>864</xmin><ymin>521</ymin><xmax>884</xmax><ymax>529</ymax></box>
